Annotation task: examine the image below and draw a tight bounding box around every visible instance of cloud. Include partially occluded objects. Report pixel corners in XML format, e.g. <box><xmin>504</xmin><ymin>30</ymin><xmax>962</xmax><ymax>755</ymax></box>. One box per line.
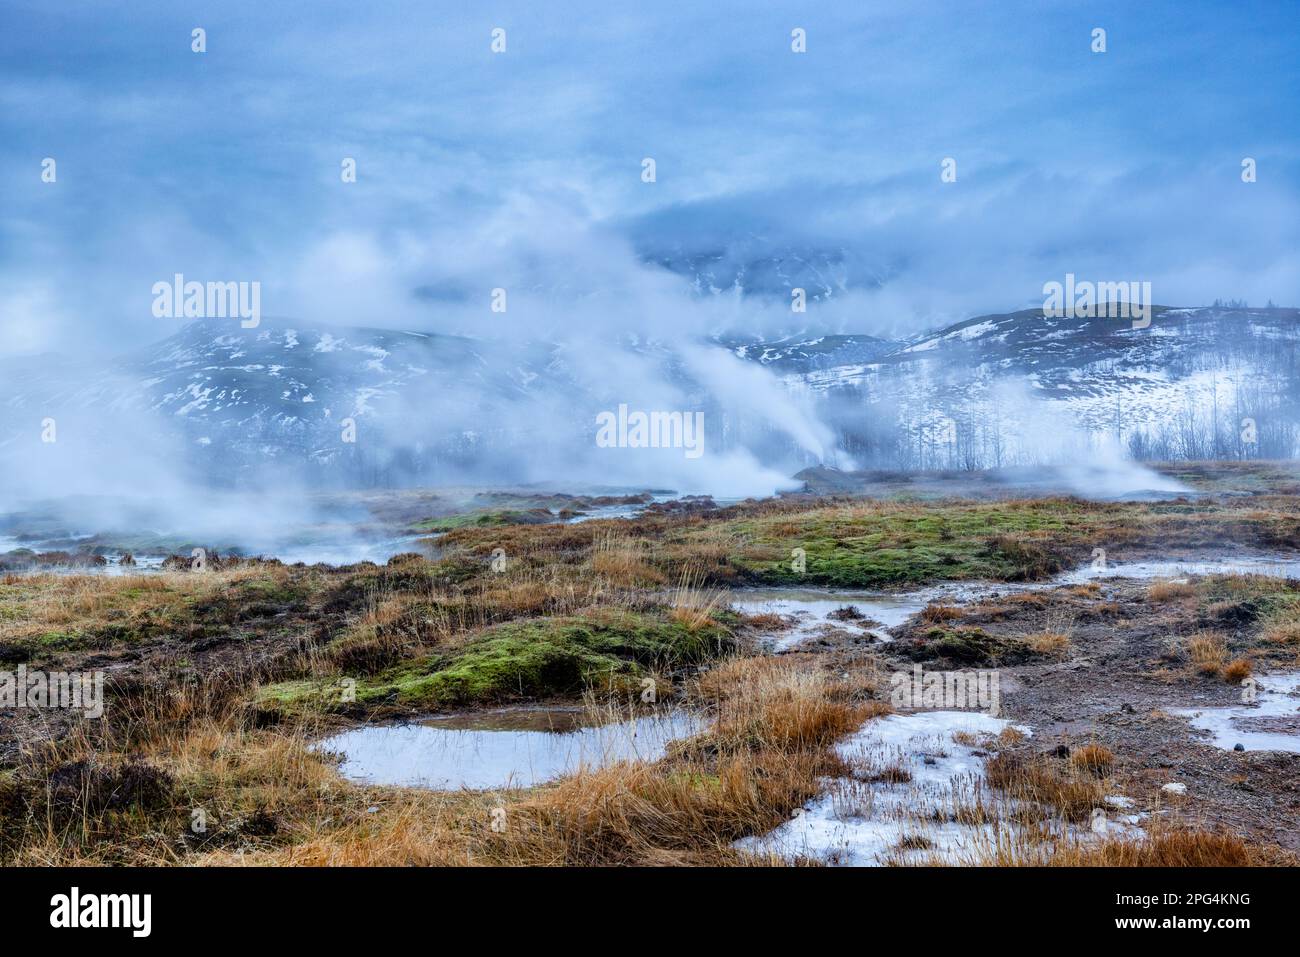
<box><xmin>3</xmin><ymin>0</ymin><xmax>1298</xmax><ymax>360</ymax></box>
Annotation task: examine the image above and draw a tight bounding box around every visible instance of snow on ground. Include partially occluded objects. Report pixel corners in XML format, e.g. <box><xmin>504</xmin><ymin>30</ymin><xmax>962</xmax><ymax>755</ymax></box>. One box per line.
<box><xmin>737</xmin><ymin>710</ymin><xmax>1034</xmax><ymax>865</ymax></box>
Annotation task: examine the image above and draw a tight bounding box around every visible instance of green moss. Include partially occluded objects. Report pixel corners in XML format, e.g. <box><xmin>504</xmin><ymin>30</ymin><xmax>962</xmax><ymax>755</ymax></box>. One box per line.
<box><xmin>667</xmin><ymin>771</ymin><xmax>722</xmax><ymax>792</ymax></box>
<box><xmin>413</xmin><ymin>509</ymin><xmax>553</xmax><ymax>532</ymax></box>
<box><xmin>1193</xmin><ymin>575</ymin><xmax>1300</xmax><ymax>634</ymax></box>
<box><xmin>234</xmin><ymin>577</ymin><xmax>307</xmax><ymax>605</ymax></box>
<box><xmin>262</xmin><ymin>609</ymin><xmax>734</xmax><ymax>713</ymax></box>
<box><xmin>699</xmin><ymin>498</ymin><xmax>1262</xmax><ymax>587</ymax></box>
<box><xmin>35</xmin><ymin>630</ymin><xmax>86</xmax><ymax>649</ymax></box>
<box><xmin>734</xmin><ymin>508</ymin><xmax>1076</xmax><ymax>587</ymax></box>
<box><xmin>254</xmin><ymin>677</ymin><xmax>361</xmax><ymax>718</ymax></box>
<box><xmin>414</xmin><ymin>513</ymin><xmax>490</xmax><ymax>532</ymax></box>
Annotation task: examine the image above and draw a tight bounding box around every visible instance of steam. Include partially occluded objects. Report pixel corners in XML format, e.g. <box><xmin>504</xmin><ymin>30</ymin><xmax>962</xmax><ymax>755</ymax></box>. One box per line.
<box><xmin>973</xmin><ymin>379</ymin><xmax>1188</xmax><ymax>498</ymax></box>
<box><xmin>0</xmin><ymin>203</ymin><xmax>1196</xmax><ymax>556</ymax></box>
<box><xmin>0</xmin><ymin>156</ymin><xmax>1211</xmax><ymax>549</ymax></box>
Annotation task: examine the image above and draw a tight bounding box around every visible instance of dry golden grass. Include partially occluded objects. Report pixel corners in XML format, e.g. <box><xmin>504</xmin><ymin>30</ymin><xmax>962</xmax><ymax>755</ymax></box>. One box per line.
<box><xmin>985</xmin><ymin>753</ymin><xmax>1106</xmax><ymax>822</ymax></box>
<box><xmin>1262</xmin><ymin>619</ymin><xmax>1300</xmax><ymax>646</ymax></box>
<box><xmin>920</xmin><ymin>603</ymin><xmax>963</xmax><ymax>623</ymax></box>
<box><xmin>971</xmin><ymin>820</ymin><xmax>1294</xmax><ymax>867</ymax></box>
<box><xmin>1023</xmin><ymin>630</ymin><xmax>1070</xmax><ymax>655</ymax></box>
<box><xmin>0</xmin><ymin>567</ymin><xmax>267</xmax><ymax>644</ymax></box>
<box><xmin>171</xmin><ymin>731</ymin><xmax>487</xmax><ymax>867</ymax></box>
<box><xmin>1222</xmin><ymin>658</ymin><xmax>1252</xmax><ymax>683</ymax></box>
<box><xmin>1069</xmin><ymin>743</ymin><xmax>1114</xmax><ymax>774</ymax></box>
<box><xmin>1186</xmin><ymin>631</ymin><xmax>1229</xmax><ymax>675</ymax></box>
<box><xmin>2</xmin><ymin>670</ymin><xmax>331</xmax><ymax>864</ymax></box>
<box><xmin>2</xmin><ymin>643</ymin><xmax>882</xmax><ymax>867</ymax></box>
<box><xmin>737</xmin><ymin>611</ymin><xmax>788</xmax><ymax>631</ymax></box>
<box><xmin>590</xmin><ymin>533</ymin><xmax>667</xmax><ymax>587</ymax></box>
<box><xmin>486</xmin><ymin>659</ymin><xmax>877</xmax><ymax>865</ymax></box>
<box><xmin>669</xmin><ymin>565</ymin><xmax>726</xmax><ymax>632</ymax></box>
<box><xmin>1049</xmin><ymin>830</ymin><xmax>1263</xmax><ymax>867</ymax></box>
<box><xmin>704</xmin><ymin>657</ymin><xmax>882</xmax><ymax>746</ymax></box>
<box><xmin>9</xmin><ymin>490</ymin><xmax>1300</xmax><ymax>867</ymax></box>
<box><xmin>234</xmin><ymin>658</ymin><xmax>876</xmax><ymax>866</ymax></box>
<box><xmin>1148</xmin><ymin>579</ymin><xmax>1196</xmax><ymax>601</ymax></box>
<box><xmin>1002</xmin><ymin>592</ymin><xmax>1048</xmax><ymax>606</ymax></box>
<box><xmin>195</xmin><ymin>793</ymin><xmax>484</xmax><ymax>867</ymax></box>
<box><xmin>324</xmin><ymin>595</ymin><xmax>426</xmax><ymax>674</ymax></box>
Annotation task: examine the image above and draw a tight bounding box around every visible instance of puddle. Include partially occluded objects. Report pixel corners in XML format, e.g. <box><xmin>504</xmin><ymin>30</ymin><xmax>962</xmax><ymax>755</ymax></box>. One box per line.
<box><xmin>737</xmin><ymin>711</ymin><xmax>1038</xmax><ymax>865</ymax></box>
<box><xmin>901</xmin><ymin>554</ymin><xmax>1300</xmax><ymax>602</ymax></box>
<box><xmin>270</xmin><ymin>533</ymin><xmax>437</xmax><ymax>567</ymax></box>
<box><xmin>313</xmin><ymin>706</ymin><xmax>703</xmax><ymax>790</ymax></box>
<box><xmin>731</xmin><ymin>589</ymin><xmax>928</xmax><ymax>650</ymax></box>
<box><xmin>1172</xmin><ymin>673</ymin><xmax>1300</xmax><ymax>753</ymax></box>
<box><xmin>562</xmin><ymin>494</ymin><xmax>683</xmax><ymax>523</ymax></box>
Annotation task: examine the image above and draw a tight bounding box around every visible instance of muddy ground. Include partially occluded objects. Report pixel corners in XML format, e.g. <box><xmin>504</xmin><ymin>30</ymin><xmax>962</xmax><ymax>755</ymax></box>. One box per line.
<box><xmin>767</xmin><ymin>573</ymin><xmax>1300</xmax><ymax>853</ymax></box>
<box><xmin>4</xmin><ymin>476</ymin><xmax>1300</xmax><ymax>863</ymax></box>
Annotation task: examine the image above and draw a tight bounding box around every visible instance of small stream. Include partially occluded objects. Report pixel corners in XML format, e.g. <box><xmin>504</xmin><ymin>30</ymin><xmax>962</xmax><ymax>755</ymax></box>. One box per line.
<box><xmin>1057</xmin><ymin>557</ymin><xmax>1300</xmax><ymax>585</ymax></box>
<box><xmin>729</xmin><ymin>555</ymin><xmax>1300</xmax><ymax>652</ymax></box>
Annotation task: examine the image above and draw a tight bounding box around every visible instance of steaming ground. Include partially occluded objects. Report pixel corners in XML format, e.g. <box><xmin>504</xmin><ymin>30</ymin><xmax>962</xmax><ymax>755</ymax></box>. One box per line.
<box><xmin>0</xmin><ymin>460</ymin><xmax>1205</xmax><ymax>570</ymax></box>
<box><xmin>3</xmin><ymin>463</ymin><xmax>1299</xmax><ymax>866</ymax></box>
<box><xmin>5</xmin><ymin>306</ymin><xmax>1292</xmax><ymax>520</ymax></box>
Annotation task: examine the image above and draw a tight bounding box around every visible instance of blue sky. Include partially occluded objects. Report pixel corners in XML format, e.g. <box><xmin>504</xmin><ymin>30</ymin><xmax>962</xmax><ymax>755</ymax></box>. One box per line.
<box><xmin>2</xmin><ymin>0</ymin><xmax>1298</xmax><ymax>356</ymax></box>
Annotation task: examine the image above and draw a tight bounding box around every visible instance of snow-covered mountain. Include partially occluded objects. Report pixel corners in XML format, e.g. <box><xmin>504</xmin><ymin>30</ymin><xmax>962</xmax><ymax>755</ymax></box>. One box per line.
<box><xmin>2</xmin><ymin>305</ymin><xmax>1297</xmax><ymax>489</ymax></box>
<box><xmin>723</xmin><ymin>305</ymin><xmax>1300</xmax><ymax>466</ymax></box>
<box><xmin>642</xmin><ymin>243</ymin><xmax>887</xmax><ymax>303</ymax></box>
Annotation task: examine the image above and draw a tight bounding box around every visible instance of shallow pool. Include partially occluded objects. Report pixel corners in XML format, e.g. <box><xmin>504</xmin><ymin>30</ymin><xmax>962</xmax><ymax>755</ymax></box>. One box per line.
<box><xmin>1172</xmin><ymin>673</ymin><xmax>1300</xmax><ymax>754</ymax></box>
<box><xmin>313</xmin><ymin>706</ymin><xmax>704</xmax><ymax>790</ymax></box>
<box><xmin>730</xmin><ymin>589</ymin><xmax>929</xmax><ymax>650</ymax></box>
